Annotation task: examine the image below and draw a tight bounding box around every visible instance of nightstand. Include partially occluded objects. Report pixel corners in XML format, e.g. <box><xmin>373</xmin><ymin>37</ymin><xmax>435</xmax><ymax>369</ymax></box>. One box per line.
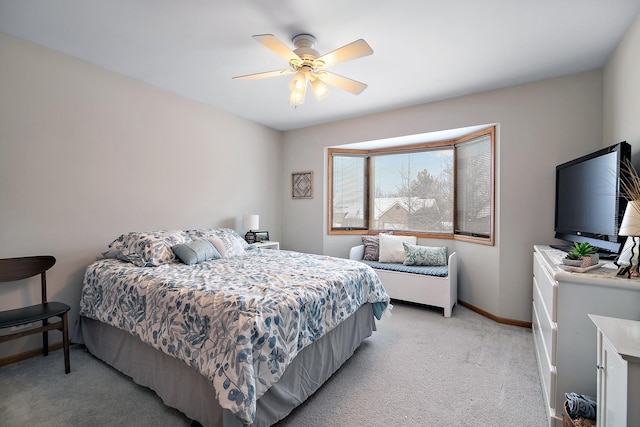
<box><xmin>249</xmin><ymin>241</ymin><xmax>279</xmax><ymax>250</ymax></box>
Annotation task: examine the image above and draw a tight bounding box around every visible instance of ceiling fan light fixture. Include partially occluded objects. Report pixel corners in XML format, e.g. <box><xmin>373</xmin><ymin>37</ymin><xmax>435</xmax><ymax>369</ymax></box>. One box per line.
<box><xmin>289</xmin><ymin>69</ymin><xmax>309</xmax><ymax>105</ymax></box>
<box><xmin>289</xmin><ymin>88</ymin><xmax>306</xmax><ymax>105</ymax></box>
<box><xmin>289</xmin><ymin>70</ymin><xmax>308</xmax><ymax>92</ymax></box>
<box><xmin>234</xmin><ymin>33</ymin><xmax>373</xmax><ymax>104</ymax></box>
<box><xmin>310</xmin><ymin>76</ymin><xmax>329</xmax><ymax>100</ymax></box>
<box><xmin>289</xmin><ymin>75</ymin><xmax>306</xmax><ymax>105</ymax></box>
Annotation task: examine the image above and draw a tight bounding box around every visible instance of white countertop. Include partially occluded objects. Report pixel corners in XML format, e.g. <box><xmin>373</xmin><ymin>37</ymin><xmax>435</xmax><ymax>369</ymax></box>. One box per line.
<box><xmin>589</xmin><ymin>314</ymin><xmax>640</xmax><ymax>362</ymax></box>
<box><xmin>535</xmin><ymin>245</ymin><xmax>640</xmax><ymax>291</ymax></box>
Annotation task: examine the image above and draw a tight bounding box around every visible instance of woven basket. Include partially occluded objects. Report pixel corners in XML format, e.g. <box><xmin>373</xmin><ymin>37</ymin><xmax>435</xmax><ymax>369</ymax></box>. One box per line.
<box><xmin>563</xmin><ymin>400</ymin><xmax>596</xmax><ymax>427</ymax></box>
<box><xmin>563</xmin><ymin>401</ymin><xmax>576</xmax><ymax>427</ymax></box>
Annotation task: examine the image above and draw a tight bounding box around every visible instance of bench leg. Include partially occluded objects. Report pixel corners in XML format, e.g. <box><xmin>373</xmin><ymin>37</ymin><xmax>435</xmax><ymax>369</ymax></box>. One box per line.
<box><xmin>444</xmin><ymin>303</ymin><xmax>453</xmax><ymax>318</ymax></box>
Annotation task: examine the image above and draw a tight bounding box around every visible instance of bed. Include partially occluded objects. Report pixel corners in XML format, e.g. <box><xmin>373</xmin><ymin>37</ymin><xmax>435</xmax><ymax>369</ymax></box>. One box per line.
<box><xmin>78</xmin><ymin>229</ymin><xmax>390</xmax><ymax>427</ymax></box>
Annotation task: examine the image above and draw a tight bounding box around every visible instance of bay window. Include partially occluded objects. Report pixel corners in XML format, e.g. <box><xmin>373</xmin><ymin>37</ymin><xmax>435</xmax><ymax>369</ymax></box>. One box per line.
<box><xmin>328</xmin><ymin>126</ymin><xmax>495</xmax><ymax>244</ymax></box>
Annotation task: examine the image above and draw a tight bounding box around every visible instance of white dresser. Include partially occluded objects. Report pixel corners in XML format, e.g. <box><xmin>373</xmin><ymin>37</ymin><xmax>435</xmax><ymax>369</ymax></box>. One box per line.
<box><xmin>532</xmin><ymin>245</ymin><xmax>640</xmax><ymax>426</ymax></box>
<box><xmin>589</xmin><ymin>314</ymin><xmax>640</xmax><ymax>427</ymax></box>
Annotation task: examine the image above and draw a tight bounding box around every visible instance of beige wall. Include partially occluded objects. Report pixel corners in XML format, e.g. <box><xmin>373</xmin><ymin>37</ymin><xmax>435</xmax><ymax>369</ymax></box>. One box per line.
<box><xmin>282</xmin><ymin>70</ymin><xmax>604</xmax><ymax>322</ymax></box>
<box><xmin>0</xmin><ymin>34</ymin><xmax>283</xmax><ymax>358</ymax></box>
<box><xmin>604</xmin><ymin>13</ymin><xmax>640</xmax><ymax>154</ymax></box>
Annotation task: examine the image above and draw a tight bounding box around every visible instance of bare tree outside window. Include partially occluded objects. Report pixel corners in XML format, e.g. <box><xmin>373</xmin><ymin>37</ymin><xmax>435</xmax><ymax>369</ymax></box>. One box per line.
<box><xmin>373</xmin><ymin>150</ymin><xmax>453</xmax><ymax>233</ymax></box>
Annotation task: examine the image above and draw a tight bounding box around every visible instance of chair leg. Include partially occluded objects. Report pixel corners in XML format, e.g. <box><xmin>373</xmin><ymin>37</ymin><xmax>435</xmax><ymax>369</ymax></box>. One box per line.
<box><xmin>62</xmin><ymin>312</ymin><xmax>70</xmax><ymax>374</ymax></box>
<box><xmin>42</xmin><ymin>319</ymin><xmax>49</xmax><ymax>356</ymax></box>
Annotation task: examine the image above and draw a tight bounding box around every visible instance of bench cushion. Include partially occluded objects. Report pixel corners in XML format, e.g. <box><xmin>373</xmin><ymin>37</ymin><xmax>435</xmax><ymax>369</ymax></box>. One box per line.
<box><xmin>361</xmin><ymin>260</ymin><xmax>448</xmax><ymax>277</ymax></box>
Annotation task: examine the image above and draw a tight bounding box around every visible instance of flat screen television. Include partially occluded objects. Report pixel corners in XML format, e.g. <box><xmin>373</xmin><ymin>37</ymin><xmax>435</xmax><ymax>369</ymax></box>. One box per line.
<box><xmin>554</xmin><ymin>141</ymin><xmax>631</xmax><ymax>256</ymax></box>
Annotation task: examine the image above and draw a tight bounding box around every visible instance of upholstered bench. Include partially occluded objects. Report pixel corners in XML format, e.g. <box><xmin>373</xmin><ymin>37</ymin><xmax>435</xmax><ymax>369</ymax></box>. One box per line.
<box><xmin>349</xmin><ymin>244</ymin><xmax>457</xmax><ymax>317</ymax></box>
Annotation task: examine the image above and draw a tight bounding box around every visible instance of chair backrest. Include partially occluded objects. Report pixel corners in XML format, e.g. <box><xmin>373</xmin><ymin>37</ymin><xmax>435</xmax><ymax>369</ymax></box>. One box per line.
<box><xmin>0</xmin><ymin>256</ymin><xmax>56</xmax><ymax>302</ymax></box>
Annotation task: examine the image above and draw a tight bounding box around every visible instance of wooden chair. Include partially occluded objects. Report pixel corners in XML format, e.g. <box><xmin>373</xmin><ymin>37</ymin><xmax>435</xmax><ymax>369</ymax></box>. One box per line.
<box><xmin>0</xmin><ymin>256</ymin><xmax>70</xmax><ymax>373</ymax></box>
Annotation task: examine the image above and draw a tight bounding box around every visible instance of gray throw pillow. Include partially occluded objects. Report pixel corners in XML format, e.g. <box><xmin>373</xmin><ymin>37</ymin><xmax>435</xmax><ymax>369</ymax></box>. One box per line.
<box><xmin>172</xmin><ymin>239</ymin><xmax>221</xmax><ymax>265</ymax></box>
<box><xmin>362</xmin><ymin>236</ymin><xmax>380</xmax><ymax>261</ymax></box>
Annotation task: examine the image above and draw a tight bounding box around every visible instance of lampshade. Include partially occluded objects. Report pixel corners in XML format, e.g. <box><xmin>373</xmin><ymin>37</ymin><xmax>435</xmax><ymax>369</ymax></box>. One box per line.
<box><xmin>289</xmin><ymin>70</ymin><xmax>309</xmax><ymax>105</ymax></box>
<box><xmin>619</xmin><ymin>201</ymin><xmax>640</xmax><ymax>236</ymax></box>
<box><xmin>310</xmin><ymin>76</ymin><xmax>329</xmax><ymax>100</ymax></box>
<box><xmin>289</xmin><ymin>70</ymin><xmax>307</xmax><ymax>91</ymax></box>
<box><xmin>242</xmin><ymin>214</ymin><xmax>259</xmax><ymax>231</ymax></box>
<box><xmin>289</xmin><ymin>89</ymin><xmax>305</xmax><ymax>105</ymax></box>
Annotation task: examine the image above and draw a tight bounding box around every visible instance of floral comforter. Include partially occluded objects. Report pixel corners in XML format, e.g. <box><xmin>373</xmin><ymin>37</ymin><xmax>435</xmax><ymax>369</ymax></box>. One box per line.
<box><xmin>79</xmin><ymin>249</ymin><xmax>389</xmax><ymax>425</ymax></box>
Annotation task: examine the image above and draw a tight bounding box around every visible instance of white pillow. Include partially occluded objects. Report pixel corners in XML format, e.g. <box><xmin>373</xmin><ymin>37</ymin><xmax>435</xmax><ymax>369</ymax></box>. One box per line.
<box><xmin>378</xmin><ymin>234</ymin><xmax>417</xmax><ymax>263</ymax></box>
<box><xmin>210</xmin><ymin>236</ymin><xmax>246</xmax><ymax>258</ymax></box>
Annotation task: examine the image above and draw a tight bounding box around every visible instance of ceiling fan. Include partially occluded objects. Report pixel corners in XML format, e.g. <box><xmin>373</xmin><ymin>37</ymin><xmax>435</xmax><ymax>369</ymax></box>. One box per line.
<box><xmin>232</xmin><ymin>34</ymin><xmax>373</xmax><ymax>105</ymax></box>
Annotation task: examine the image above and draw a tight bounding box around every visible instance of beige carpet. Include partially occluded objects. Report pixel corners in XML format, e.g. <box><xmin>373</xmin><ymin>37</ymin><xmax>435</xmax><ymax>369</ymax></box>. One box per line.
<box><xmin>277</xmin><ymin>302</ymin><xmax>547</xmax><ymax>426</ymax></box>
<box><xmin>0</xmin><ymin>303</ymin><xmax>547</xmax><ymax>426</ymax></box>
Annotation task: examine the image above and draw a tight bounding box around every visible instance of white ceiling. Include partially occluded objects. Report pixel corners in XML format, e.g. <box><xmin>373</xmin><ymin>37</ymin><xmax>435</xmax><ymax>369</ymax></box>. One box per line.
<box><xmin>1</xmin><ymin>1</ymin><xmax>639</xmax><ymax>131</ymax></box>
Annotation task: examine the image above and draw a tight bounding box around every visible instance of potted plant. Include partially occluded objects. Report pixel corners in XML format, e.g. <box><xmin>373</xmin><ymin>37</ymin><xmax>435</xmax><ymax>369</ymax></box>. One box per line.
<box><xmin>563</xmin><ymin>242</ymin><xmax>599</xmax><ymax>267</ymax></box>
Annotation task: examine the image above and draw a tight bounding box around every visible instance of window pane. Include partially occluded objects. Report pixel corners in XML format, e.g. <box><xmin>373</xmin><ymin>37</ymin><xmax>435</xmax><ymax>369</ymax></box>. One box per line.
<box><xmin>456</xmin><ymin>134</ymin><xmax>492</xmax><ymax>237</ymax></box>
<box><xmin>332</xmin><ymin>155</ymin><xmax>366</xmax><ymax>228</ymax></box>
<box><xmin>373</xmin><ymin>150</ymin><xmax>453</xmax><ymax>232</ymax></box>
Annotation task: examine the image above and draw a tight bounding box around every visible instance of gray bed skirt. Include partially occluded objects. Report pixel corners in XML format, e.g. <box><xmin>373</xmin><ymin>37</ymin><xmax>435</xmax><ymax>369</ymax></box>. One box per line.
<box><xmin>80</xmin><ymin>303</ymin><xmax>376</xmax><ymax>427</ymax></box>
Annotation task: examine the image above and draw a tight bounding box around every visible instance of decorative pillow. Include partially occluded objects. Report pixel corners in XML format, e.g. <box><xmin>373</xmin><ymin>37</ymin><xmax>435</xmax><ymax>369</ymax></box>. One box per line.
<box><xmin>105</xmin><ymin>232</ymin><xmax>142</xmax><ymax>264</ymax></box>
<box><xmin>186</xmin><ymin>228</ymin><xmax>249</xmax><ymax>251</ymax></box>
<box><xmin>172</xmin><ymin>239</ymin><xmax>221</xmax><ymax>265</ymax></box>
<box><xmin>106</xmin><ymin>233</ymin><xmax>128</xmax><ymax>254</ymax></box>
<box><xmin>101</xmin><ymin>247</ymin><xmax>132</xmax><ymax>262</ymax></box>
<box><xmin>362</xmin><ymin>236</ymin><xmax>380</xmax><ymax>261</ymax></box>
<box><xmin>378</xmin><ymin>234</ymin><xmax>417</xmax><ymax>263</ymax></box>
<box><xmin>209</xmin><ymin>235</ymin><xmax>246</xmax><ymax>258</ymax></box>
<box><xmin>107</xmin><ymin>230</ymin><xmax>191</xmax><ymax>267</ymax></box>
<box><xmin>403</xmin><ymin>243</ymin><xmax>448</xmax><ymax>266</ymax></box>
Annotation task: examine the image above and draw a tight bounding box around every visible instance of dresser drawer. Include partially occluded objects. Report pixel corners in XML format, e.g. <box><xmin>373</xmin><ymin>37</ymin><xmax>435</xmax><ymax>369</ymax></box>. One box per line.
<box><xmin>533</xmin><ymin>277</ymin><xmax>557</xmax><ymax>366</ymax></box>
<box><xmin>532</xmin><ymin>302</ymin><xmax>557</xmax><ymax>414</ymax></box>
<box><xmin>533</xmin><ymin>252</ymin><xmax>558</xmax><ymax>322</ymax></box>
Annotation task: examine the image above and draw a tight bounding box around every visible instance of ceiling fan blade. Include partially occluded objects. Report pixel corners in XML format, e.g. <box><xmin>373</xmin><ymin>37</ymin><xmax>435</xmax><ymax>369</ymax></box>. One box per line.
<box><xmin>233</xmin><ymin>69</ymin><xmax>294</xmax><ymax>81</ymax></box>
<box><xmin>253</xmin><ymin>34</ymin><xmax>302</xmax><ymax>63</ymax></box>
<box><xmin>315</xmin><ymin>39</ymin><xmax>373</xmax><ymax>68</ymax></box>
<box><xmin>317</xmin><ymin>71</ymin><xmax>368</xmax><ymax>95</ymax></box>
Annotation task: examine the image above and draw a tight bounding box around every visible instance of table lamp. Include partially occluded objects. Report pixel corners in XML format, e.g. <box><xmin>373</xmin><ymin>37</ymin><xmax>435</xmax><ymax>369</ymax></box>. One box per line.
<box><xmin>243</xmin><ymin>214</ymin><xmax>259</xmax><ymax>244</ymax></box>
<box><xmin>618</xmin><ymin>201</ymin><xmax>640</xmax><ymax>277</ymax></box>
